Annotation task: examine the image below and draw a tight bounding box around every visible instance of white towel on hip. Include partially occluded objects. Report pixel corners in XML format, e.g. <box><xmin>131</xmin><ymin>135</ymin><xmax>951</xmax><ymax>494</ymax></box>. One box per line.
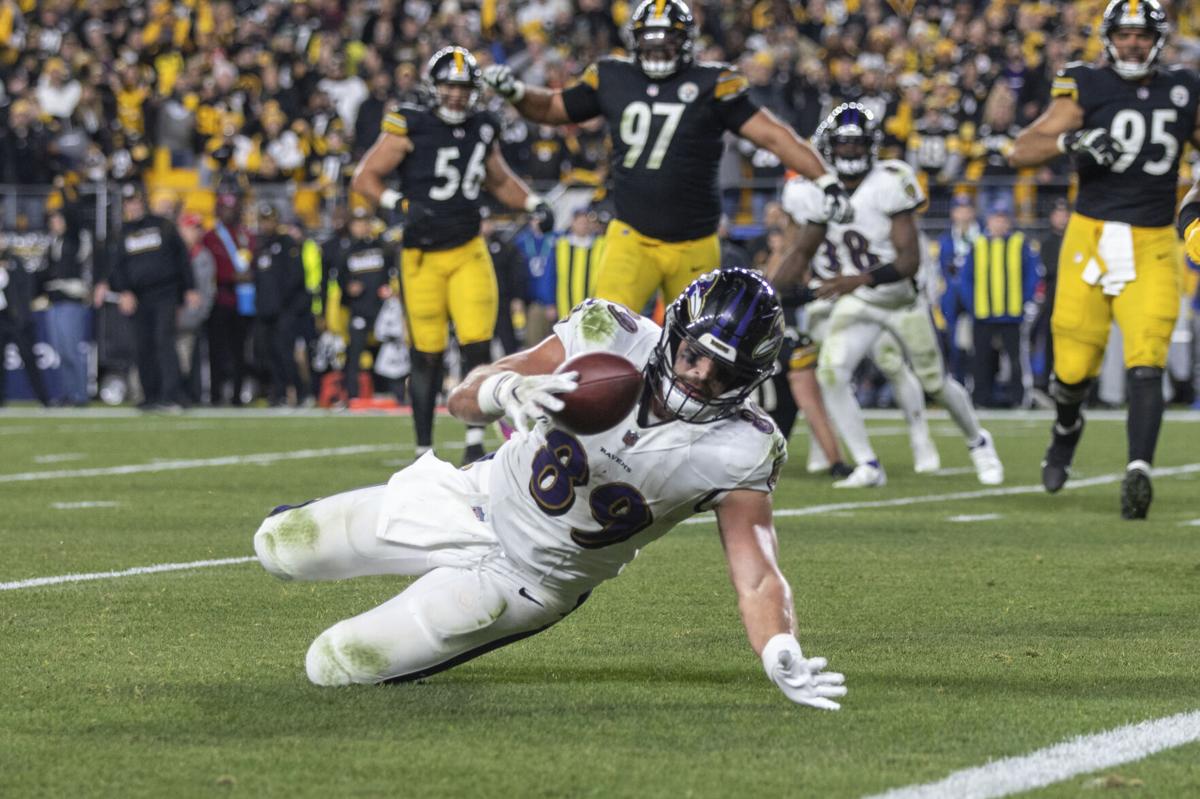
<box><xmin>1081</xmin><ymin>221</ymin><xmax>1137</xmax><ymax>297</ymax></box>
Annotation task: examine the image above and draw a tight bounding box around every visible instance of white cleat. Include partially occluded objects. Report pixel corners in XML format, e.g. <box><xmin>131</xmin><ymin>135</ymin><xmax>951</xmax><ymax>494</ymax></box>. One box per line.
<box><xmin>969</xmin><ymin>429</ymin><xmax>1004</xmax><ymax>485</ymax></box>
<box><xmin>833</xmin><ymin>461</ymin><xmax>887</xmax><ymax>488</ymax></box>
<box><xmin>911</xmin><ymin>433</ymin><xmax>941</xmax><ymax>474</ymax></box>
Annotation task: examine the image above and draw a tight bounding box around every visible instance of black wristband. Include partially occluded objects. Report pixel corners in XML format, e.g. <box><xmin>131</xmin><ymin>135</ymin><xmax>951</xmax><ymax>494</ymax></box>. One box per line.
<box><xmin>1180</xmin><ymin>202</ymin><xmax>1200</xmax><ymax>238</ymax></box>
<box><xmin>866</xmin><ymin>263</ymin><xmax>903</xmax><ymax>286</ymax></box>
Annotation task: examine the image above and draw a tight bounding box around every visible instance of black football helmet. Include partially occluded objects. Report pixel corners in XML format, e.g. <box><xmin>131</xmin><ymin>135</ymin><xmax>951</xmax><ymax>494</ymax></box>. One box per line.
<box><xmin>626</xmin><ymin>0</ymin><xmax>695</xmax><ymax>79</ymax></box>
<box><xmin>423</xmin><ymin>46</ymin><xmax>481</xmax><ymax>125</ymax></box>
<box><xmin>1099</xmin><ymin>0</ymin><xmax>1169</xmax><ymax>80</ymax></box>
<box><xmin>649</xmin><ymin>267</ymin><xmax>784</xmax><ymax>424</ymax></box>
<box><xmin>814</xmin><ymin>102</ymin><xmax>880</xmax><ymax>180</ymax></box>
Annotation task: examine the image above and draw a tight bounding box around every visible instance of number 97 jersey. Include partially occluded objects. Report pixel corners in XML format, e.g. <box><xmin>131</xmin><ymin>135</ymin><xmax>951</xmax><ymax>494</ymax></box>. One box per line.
<box><xmin>781</xmin><ymin>160</ymin><xmax>925</xmax><ymax>308</ymax></box>
<box><xmin>1052</xmin><ymin>64</ymin><xmax>1200</xmax><ymax>228</ymax></box>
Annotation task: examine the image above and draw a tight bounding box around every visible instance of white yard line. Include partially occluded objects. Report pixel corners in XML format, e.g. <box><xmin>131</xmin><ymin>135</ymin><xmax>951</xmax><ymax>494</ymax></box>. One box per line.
<box><xmin>947</xmin><ymin>513</ymin><xmax>1002</xmax><ymax>522</ymax></box>
<box><xmin>51</xmin><ymin>501</ymin><xmax>120</xmax><ymax>510</ymax></box>
<box><xmin>0</xmin><ymin>557</ymin><xmax>258</xmax><ymax>591</ymax></box>
<box><xmin>0</xmin><ymin>444</ymin><xmax>398</xmax><ymax>483</ymax></box>
<box><xmin>864</xmin><ymin>709</ymin><xmax>1200</xmax><ymax>799</ymax></box>
<box><xmin>34</xmin><ymin>453</ymin><xmax>87</xmax><ymax>463</ymax></box>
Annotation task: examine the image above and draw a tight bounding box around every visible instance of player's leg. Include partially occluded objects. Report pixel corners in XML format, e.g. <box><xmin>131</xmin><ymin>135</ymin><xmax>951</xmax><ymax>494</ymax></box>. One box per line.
<box><xmin>888</xmin><ymin>302</ymin><xmax>1001</xmax><ymax>484</ymax></box>
<box><xmin>816</xmin><ymin>297</ymin><xmax>886</xmax><ymax>487</ymax></box>
<box><xmin>592</xmin><ymin>220</ymin><xmax>672</xmax><ymax>312</ymax></box>
<box><xmin>1111</xmin><ymin>225</ymin><xmax>1181</xmax><ymax>519</ymax></box>
<box><xmin>870</xmin><ymin>332</ymin><xmax>939</xmax><ymax>474</ymax></box>
<box><xmin>401</xmin><ymin>247</ymin><xmax>450</xmax><ymax>457</ymax></box>
<box><xmin>787</xmin><ymin>335</ymin><xmax>851</xmax><ymax>477</ymax></box>
<box><xmin>1044</xmin><ymin>215</ymin><xmax>1110</xmax><ymax>493</ymax></box>
<box><xmin>304</xmin><ymin>563</ymin><xmax>584</xmax><ymax>686</ymax></box>
<box><xmin>660</xmin><ymin>233</ymin><xmax>721</xmax><ymax>304</ymax></box>
<box><xmin>445</xmin><ymin>238</ymin><xmax>500</xmax><ymax>465</ymax></box>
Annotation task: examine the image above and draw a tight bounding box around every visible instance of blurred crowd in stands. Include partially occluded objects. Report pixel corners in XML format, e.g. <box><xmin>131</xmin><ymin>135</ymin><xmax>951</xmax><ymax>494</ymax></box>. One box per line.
<box><xmin>1</xmin><ymin>0</ymin><xmax>1199</xmax><ymax>410</ymax></box>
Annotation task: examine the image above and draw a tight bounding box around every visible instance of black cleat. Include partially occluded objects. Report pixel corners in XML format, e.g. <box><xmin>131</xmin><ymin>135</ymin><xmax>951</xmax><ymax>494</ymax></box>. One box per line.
<box><xmin>1120</xmin><ymin>462</ymin><xmax>1152</xmax><ymax>520</ymax></box>
<box><xmin>1041</xmin><ymin>418</ymin><xmax>1085</xmax><ymax>493</ymax></box>
<box><xmin>461</xmin><ymin>443</ymin><xmax>487</xmax><ymax>466</ymax></box>
<box><xmin>828</xmin><ymin>461</ymin><xmax>854</xmax><ymax>479</ymax></box>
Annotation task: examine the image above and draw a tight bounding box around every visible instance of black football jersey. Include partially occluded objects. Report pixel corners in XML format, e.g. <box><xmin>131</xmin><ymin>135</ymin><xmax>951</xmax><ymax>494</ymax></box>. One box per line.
<box><xmin>381</xmin><ymin>104</ymin><xmax>502</xmax><ymax>250</ymax></box>
<box><xmin>561</xmin><ymin>57</ymin><xmax>760</xmax><ymax>242</ymax></box>
<box><xmin>1052</xmin><ymin>64</ymin><xmax>1200</xmax><ymax>227</ymax></box>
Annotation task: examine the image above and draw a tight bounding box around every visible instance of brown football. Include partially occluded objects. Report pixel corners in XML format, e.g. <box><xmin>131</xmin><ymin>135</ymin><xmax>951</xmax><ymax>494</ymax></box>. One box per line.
<box><xmin>549</xmin><ymin>352</ymin><xmax>644</xmax><ymax>436</ymax></box>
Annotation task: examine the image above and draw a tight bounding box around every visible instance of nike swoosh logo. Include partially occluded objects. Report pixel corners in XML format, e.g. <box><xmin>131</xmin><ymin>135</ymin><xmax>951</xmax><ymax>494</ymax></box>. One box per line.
<box><xmin>518</xmin><ymin>587</ymin><xmax>544</xmax><ymax>607</ymax></box>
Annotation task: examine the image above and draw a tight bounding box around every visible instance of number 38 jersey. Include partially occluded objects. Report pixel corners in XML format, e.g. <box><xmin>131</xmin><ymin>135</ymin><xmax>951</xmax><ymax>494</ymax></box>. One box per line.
<box><xmin>487</xmin><ymin>300</ymin><xmax>787</xmax><ymax>590</ymax></box>
<box><xmin>381</xmin><ymin>103</ymin><xmax>502</xmax><ymax>251</ymax></box>
<box><xmin>781</xmin><ymin>160</ymin><xmax>925</xmax><ymax>308</ymax></box>
<box><xmin>560</xmin><ymin>57</ymin><xmax>760</xmax><ymax>242</ymax></box>
<box><xmin>1052</xmin><ymin>64</ymin><xmax>1200</xmax><ymax>227</ymax></box>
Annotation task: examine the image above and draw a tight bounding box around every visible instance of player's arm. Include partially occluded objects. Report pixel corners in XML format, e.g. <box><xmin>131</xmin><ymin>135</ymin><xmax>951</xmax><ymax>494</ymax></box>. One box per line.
<box><xmin>815</xmin><ymin>210</ymin><xmax>920</xmax><ymax>300</ymax></box>
<box><xmin>716</xmin><ymin>489</ymin><xmax>845</xmax><ymax>710</ymax></box>
<box><xmin>1180</xmin><ymin>177</ymin><xmax>1200</xmax><ymax>263</ymax></box>
<box><xmin>482</xmin><ymin>143</ymin><xmax>555</xmax><ymax>228</ymax></box>
<box><xmin>738</xmin><ymin>108</ymin><xmax>829</xmax><ymax>181</ymax></box>
<box><xmin>447</xmin><ymin>332</ymin><xmax>576</xmax><ymax>433</ymax></box>
<box><xmin>1009</xmin><ymin>97</ymin><xmax>1088</xmax><ymax>168</ymax></box>
<box><xmin>481</xmin><ymin>64</ymin><xmax>576</xmax><ymax>125</ymax></box>
<box><xmin>767</xmin><ymin>217</ymin><xmax>825</xmax><ymax>291</ymax></box>
<box><xmin>350</xmin><ymin>131</ymin><xmax>413</xmax><ymax>212</ymax></box>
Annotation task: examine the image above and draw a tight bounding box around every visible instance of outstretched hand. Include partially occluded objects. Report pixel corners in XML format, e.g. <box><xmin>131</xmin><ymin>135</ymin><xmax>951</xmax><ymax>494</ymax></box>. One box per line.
<box><xmin>762</xmin><ymin>634</ymin><xmax>846</xmax><ymax>710</ymax></box>
<box><xmin>482</xmin><ymin>371</ymin><xmax>579</xmax><ymax>436</ymax></box>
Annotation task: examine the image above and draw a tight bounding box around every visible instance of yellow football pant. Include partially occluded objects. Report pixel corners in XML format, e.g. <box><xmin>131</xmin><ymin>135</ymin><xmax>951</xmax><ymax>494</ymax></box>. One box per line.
<box><xmin>1051</xmin><ymin>213</ymin><xmax>1182</xmax><ymax>384</ymax></box>
<box><xmin>401</xmin><ymin>236</ymin><xmax>497</xmax><ymax>352</ymax></box>
<box><xmin>592</xmin><ymin>219</ymin><xmax>720</xmax><ymax>312</ymax></box>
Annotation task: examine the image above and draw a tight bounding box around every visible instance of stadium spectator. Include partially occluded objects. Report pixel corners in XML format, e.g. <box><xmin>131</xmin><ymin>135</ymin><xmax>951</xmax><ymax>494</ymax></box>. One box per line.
<box><xmin>335</xmin><ymin>207</ymin><xmax>395</xmax><ymax>406</ymax></box>
<box><xmin>252</xmin><ymin>204</ymin><xmax>310</xmax><ymax>408</ymax></box>
<box><xmin>549</xmin><ymin>206</ymin><xmax>605</xmax><ymax>322</ymax></box>
<box><xmin>961</xmin><ymin>198</ymin><xmax>1039</xmax><ymax>409</ymax></box>
<box><xmin>1031</xmin><ymin>198</ymin><xmax>1070</xmax><ymax>402</ymax></box>
<box><xmin>480</xmin><ymin>208</ymin><xmax>528</xmax><ymax>356</ymax></box>
<box><xmin>254</xmin><ymin>267</ymin><xmax>847</xmax><ymax>714</ymax></box>
<box><xmin>105</xmin><ymin>183</ymin><xmax>198</xmax><ymax>411</ymax></box>
<box><xmin>42</xmin><ymin>205</ymin><xmax>93</xmax><ymax>407</ymax></box>
<box><xmin>176</xmin><ymin>212</ymin><xmax>216</xmax><ymax>406</ymax></box>
<box><xmin>201</xmin><ymin>191</ymin><xmax>256</xmax><ymax>407</ymax></box>
<box><xmin>514</xmin><ymin>210</ymin><xmax>558</xmax><ymax>347</ymax></box>
<box><xmin>936</xmin><ymin>194</ymin><xmax>980</xmax><ymax>384</ymax></box>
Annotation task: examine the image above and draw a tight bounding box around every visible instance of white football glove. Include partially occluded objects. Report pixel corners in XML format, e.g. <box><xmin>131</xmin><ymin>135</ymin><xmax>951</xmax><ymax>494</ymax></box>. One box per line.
<box><xmin>762</xmin><ymin>633</ymin><xmax>846</xmax><ymax>711</ymax></box>
<box><xmin>481</xmin><ymin>64</ymin><xmax>525</xmax><ymax>103</ymax></box>
<box><xmin>815</xmin><ymin>173</ymin><xmax>854</xmax><ymax>224</ymax></box>
<box><xmin>478</xmin><ymin>370</ymin><xmax>578</xmax><ymax>436</ymax></box>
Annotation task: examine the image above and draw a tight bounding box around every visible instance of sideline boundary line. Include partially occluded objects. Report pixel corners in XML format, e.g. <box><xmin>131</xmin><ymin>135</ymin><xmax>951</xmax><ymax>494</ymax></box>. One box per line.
<box><xmin>864</xmin><ymin>709</ymin><xmax>1200</xmax><ymax>799</ymax></box>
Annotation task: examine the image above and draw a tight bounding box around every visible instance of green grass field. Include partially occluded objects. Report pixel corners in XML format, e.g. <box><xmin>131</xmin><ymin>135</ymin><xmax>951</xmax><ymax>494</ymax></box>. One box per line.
<box><xmin>2</xmin><ymin>408</ymin><xmax>1199</xmax><ymax>798</ymax></box>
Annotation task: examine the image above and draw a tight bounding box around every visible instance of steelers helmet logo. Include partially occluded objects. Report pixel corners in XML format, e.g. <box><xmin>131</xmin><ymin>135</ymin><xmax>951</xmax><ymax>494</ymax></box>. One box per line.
<box><xmin>677</xmin><ymin>82</ymin><xmax>698</xmax><ymax>103</ymax></box>
<box><xmin>1171</xmin><ymin>85</ymin><xmax>1189</xmax><ymax>108</ymax></box>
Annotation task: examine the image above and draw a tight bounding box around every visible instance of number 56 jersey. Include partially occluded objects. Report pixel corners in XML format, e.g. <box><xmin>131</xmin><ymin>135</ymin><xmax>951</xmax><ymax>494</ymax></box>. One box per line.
<box><xmin>486</xmin><ymin>300</ymin><xmax>787</xmax><ymax>591</ymax></box>
<box><xmin>781</xmin><ymin>160</ymin><xmax>926</xmax><ymax>308</ymax></box>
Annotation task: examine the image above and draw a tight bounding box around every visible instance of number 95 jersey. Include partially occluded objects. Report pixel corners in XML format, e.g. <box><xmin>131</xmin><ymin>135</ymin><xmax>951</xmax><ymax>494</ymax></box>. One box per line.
<box><xmin>486</xmin><ymin>300</ymin><xmax>787</xmax><ymax>591</ymax></box>
<box><xmin>1052</xmin><ymin>64</ymin><xmax>1200</xmax><ymax>228</ymax></box>
<box><xmin>781</xmin><ymin>160</ymin><xmax>926</xmax><ymax>308</ymax></box>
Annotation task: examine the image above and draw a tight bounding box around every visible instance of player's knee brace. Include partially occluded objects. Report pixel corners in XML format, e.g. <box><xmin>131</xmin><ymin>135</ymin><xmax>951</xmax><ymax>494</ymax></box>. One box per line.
<box><xmin>1049</xmin><ymin>375</ymin><xmax>1092</xmax><ymax>406</ymax></box>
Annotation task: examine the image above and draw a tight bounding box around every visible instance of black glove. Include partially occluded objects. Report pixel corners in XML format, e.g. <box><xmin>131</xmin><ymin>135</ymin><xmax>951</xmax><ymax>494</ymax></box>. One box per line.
<box><xmin>530</xmin><ymin>201</ymin><xmax>555</xmax><ymax>233</ymax></box>
<box><xmin>1059</xmin><ymin>128</ymin><xmax>1123</xmax><ymax>168</ymax></box>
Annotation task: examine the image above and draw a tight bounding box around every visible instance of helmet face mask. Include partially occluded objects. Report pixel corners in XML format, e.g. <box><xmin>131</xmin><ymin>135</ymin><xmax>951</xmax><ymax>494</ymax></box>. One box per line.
<box><xmin>1099</xmin><ymin>0</ymin><xmax>1169</xmax><ymax>80</ymax></box>
<box><xmin>423</xmin><ymin>46</ymin><xmax>481</xmax><ymax>125</ymax></box>
<box><xmin>815</xmin><ymin>102</ymin><xmax>879</xmax><ymax>180</ymax></box>
<box><xmin>627</xmin><ymin>0</ymin><xmax>695</xmax><ymax>79</ymax></box>
<box><xmin>649</xmin><ymin>268</ymin><xmax>784</xmax><ymax>424</ymax></box>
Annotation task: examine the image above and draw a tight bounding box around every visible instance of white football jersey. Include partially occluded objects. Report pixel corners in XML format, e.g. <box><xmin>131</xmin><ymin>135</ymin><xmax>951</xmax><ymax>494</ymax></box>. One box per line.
<box><xmin>780</xmin><ymin>160</ymin><xmax>925</xmax><ymax>307</ymax></box>
<box><xmin>487</xmin><ymin>299</ymin><xmax>788</xmax><ymax>590</ymax></box>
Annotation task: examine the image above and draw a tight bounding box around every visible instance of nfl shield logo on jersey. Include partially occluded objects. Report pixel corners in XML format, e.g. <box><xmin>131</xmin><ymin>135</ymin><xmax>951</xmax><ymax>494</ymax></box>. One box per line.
<box><xmin>623</xmin><ymin>430</ymin><xmax>640</xmax><ymax>447</ymax></box>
